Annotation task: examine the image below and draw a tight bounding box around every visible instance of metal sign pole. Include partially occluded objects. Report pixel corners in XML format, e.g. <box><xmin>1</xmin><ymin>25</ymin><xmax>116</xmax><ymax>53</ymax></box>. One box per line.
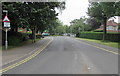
<box><xmin>3</xmin><ymin>10</ymin><xmax>10</xmax><ymax>50</ymax></box>
<box><xmin>5</xmin><ymin>28</ymin><xmax>8</xmax><ymax>50</ymax></box>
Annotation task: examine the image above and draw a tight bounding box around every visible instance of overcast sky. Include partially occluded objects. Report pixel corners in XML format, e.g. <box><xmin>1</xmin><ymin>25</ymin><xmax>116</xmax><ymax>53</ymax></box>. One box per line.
<box><xmin>57</xmin><ymin>0</ymin><xmax>89</xmax><ymax>26</ymax></box>
<box><xmin>57</xmin><ymin>0</ymin><xmax>119</xmax><ymax>25</ymax></box>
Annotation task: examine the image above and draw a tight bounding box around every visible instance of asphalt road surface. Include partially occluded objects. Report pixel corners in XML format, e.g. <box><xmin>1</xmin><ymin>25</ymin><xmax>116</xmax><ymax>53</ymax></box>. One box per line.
<box><xmin>3</xmin><ymin>36</ymin><xmax>118</xmax><ymax>74</ymax></box>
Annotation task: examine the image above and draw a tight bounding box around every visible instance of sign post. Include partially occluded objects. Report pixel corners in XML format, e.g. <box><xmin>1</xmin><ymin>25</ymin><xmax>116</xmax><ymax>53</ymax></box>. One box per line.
<box><xmin>2</xmin><ymin>13</ymin><xmax>10</xmax><ymax>50</ymax></box>
<box><xmin>5</xmin><ymin>28</ymin><xmax>8</xmax><ymax>50</ymax></box>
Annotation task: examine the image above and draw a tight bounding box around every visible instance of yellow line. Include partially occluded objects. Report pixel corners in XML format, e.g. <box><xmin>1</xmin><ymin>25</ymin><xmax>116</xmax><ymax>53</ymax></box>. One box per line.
<box><xmin>75</xmin><ymin>38</ymin><xmax>119</xmax><ymax>55</ymax></box>
<box><xmin>0</xmin><ymin>38</ymin><xmax>53</xmax><ymax>73</ymax></box>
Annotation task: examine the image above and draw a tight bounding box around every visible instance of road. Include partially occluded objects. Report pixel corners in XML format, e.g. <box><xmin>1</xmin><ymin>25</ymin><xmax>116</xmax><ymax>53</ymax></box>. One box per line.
<box><xmin>3</xmin><ymin>36</ymin><xmax>118</xmax><ymax>74</ymax></box>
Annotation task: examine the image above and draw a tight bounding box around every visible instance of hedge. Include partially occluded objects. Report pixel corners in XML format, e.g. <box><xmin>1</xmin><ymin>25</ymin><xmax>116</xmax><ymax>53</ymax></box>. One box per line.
<box><xmin>2</xmin><ymin>31</ymin><xmax>29</xmax><ymax>46</ymax></box>
<box><xmin>79</xmin><ymin>32</ymin><xmax>119</xmax><ymax>42</ymax></box>
<box><xmin>93</xmin><ymin>30</ymin><xmax>103</xmax><ymax>32</ymax></box>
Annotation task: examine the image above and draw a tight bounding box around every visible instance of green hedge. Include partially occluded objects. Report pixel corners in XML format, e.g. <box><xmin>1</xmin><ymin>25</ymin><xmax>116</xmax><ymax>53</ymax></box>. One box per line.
<box><xmin>79</xmin><ymin>32</ymin><xmax>119</xmax><ymax>42</ymax></box>
<box><xmin>93</xmin><ymin>30</ymin><xmax>103</xmax><ymax>32</ymax></box>
<box><xmin>2</xmin><ymin>31</ymin><xmax>29</xmax><ymax>46</ymax></box>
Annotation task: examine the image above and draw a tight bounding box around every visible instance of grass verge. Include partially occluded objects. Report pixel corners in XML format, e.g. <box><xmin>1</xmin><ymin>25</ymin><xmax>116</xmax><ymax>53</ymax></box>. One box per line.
<box><xmin>76</xmin><ymin>37</ymin><xmax>119</xmax><ymax>48</ymax></box>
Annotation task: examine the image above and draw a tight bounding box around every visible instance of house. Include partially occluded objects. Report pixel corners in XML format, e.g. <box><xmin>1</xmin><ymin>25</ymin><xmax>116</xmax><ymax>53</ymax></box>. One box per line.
<box><xmin>18</xmin><ymin>28</ymin><xmax>32</xmax><ymax>33</ymax></box>
<box><xmin>96</xmin><ymin>20</ymin><xmax>119</xmax><ymax>32</ymax></box>
<box><xmin>18</xmin><ymin>28</ymin><xmax>27</xmax><ymax>33</ymax></box>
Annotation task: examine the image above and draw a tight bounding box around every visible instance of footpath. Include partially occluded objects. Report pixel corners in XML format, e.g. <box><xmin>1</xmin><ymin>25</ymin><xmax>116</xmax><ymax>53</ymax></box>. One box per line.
<box><xmin>1</xmin><ymin>37</ymin><xmax>52</xmax><ymax>67</ymax></box>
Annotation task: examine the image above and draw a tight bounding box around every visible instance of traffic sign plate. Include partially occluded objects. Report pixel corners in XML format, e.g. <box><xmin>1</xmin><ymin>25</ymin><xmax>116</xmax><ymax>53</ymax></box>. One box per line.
<box><xmin>4</xmin><ymin>22</ymin><xmax>10</xmax><ymax>27</ymax></box>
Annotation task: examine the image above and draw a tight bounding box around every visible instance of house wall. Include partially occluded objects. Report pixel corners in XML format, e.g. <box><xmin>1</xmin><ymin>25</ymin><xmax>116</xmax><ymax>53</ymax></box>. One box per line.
<box><xmin>107</xmin><ymin>26</ymin><xmax>118</xmax><ymax>31</ymax></box>
<box><xmin>18</xmin><ymin>28</ymin><xmax>27</xmax><ymax>33</ymax></box>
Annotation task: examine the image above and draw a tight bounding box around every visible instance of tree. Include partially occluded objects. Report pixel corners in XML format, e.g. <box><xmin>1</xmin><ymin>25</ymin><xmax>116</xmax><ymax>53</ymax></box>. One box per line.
<box><xmin>88</xmin><ymin>2</ymin><xmax>119</xmax><ymax>41</ymax></box>
<box><xmin>115</xmin><ymin>2</ymin><xmax>120</xmax><ymax>16</ymax></box>
<box><xmin>70</xmin><ymin>17</ymin><xmax>88</xmax><ymax>35</ymax></box>
<box><xmin>2</xmin><ymin>2</ymin><xmax>65</xmax><ymax>43</ymax></box>
<box><xmin>86</xmin><ymin>18</ymin><xmax>101</xmax><ymax>30</ymax></box>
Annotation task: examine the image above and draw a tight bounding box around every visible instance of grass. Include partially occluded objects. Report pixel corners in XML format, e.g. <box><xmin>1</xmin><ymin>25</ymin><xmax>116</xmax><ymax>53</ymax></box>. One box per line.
<box><xmin>76</xmin><ymin>37</ymin><xmax>119</xmax><ymax>48</ymax></box>
<box><xmin>2</xmin><ymin>38</ymin><xmax>41</xmax><ymax>50</ymax></box>
<box><xmin>82</xmin><ymin>31</ymin><xmax>119</xmax><ymax>34</ymax></box>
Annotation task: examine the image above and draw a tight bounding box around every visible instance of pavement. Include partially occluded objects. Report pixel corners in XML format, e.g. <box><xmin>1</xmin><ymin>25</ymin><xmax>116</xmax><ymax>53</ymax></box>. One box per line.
<box><xmin>1</xmin><ymin>36</ymin><xmax>118</xmax><ymax>74</ymax></box>
<box><xmin>1</xmin><ymin>37</ymin><xmax>52</xmax><ymax>66</ymax></box>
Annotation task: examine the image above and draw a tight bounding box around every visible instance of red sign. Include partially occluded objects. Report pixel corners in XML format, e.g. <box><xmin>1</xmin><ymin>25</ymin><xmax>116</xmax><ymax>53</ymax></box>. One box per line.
<box><xmin>2</xmin><ymin>16</ymin><xmax>10</xmax><ymax>22</ymax></box>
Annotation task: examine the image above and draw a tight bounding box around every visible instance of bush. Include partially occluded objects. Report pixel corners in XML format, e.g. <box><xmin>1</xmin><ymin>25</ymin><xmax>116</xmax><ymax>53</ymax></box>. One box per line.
<box><xmin>79</xmin><ymin>32</ymin><xmax>119</xmax><ymax>42</ymax></box>
<box><xmin>93</xmin><ymin>30</ymin><xmax>103</xmax><ymax>32</ymax></box>
<box><xmin>36</xmin><ymin>34</ymin><xmax>42</xmax><ymax>39</ymax></box>
<box><xmin>2</xmin><ymin>31</ymin><xmax>29</xmax><ymax>46</ymax></box>
<box><xmin>8</xmin><ymin>36</ymin><xmax>22</xmax><ymax>46</ymax></box>
<box><xmin>28</xmin><ymin>34</ymin><xmax>33</xmax><ymax>39</ymax></box>
<box><xmin>28</xmin><ymin>34</ymin><xmax>42</xmax><ymax>39</ymax></box>
<box><xmin>22</xmin><ymin>33</ymin><xmax>29</xmax><ymax>41</ymax></box>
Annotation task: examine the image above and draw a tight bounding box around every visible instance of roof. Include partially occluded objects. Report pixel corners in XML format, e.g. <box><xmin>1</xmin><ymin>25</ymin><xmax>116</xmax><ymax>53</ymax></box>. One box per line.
<box><xmin>101</xmin><ymin>20</ymin><xmax>118</xmax><ymax>26</ymax></box>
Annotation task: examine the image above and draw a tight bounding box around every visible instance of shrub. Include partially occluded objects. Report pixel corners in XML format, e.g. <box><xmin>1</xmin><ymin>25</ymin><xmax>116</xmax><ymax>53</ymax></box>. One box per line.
<box><xmin>28</xmin><ymin>34</ymin><xmax>42</xmax><ymax>39</ymax></box>
<box><xmin>2</xmin><ymin>31</ymin><xmax>29</xmax><ymax>46</ymax></box>
<box><xmin>79</xmin><ymin>32</ymin><xmax>119</xmax><ymax>42</ymax></box>
<box><xmin>93</xmin><ymin>30</ymin><xmax>103</xmax><ymax>32</ymax></box>
<box><xmin>8</xmin><ymin>36</ymin><xmax>22</xmax><ymax>46</ymax></box>
<box><xmin>36</xmin><ymin>34</ymin><xmax>42</xmax><ymax>39</ymax></box>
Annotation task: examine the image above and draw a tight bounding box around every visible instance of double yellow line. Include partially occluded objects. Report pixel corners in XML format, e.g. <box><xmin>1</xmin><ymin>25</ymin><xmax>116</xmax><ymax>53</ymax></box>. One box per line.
<box><xmin>75</xmin><ymin>38</ymin><xmax>119</xmax><ymax>55</ymax></box>
<box><xmin>0</xmin><ymin>38</ymin><xmax>53</xmax><ymax>73</ymax></box>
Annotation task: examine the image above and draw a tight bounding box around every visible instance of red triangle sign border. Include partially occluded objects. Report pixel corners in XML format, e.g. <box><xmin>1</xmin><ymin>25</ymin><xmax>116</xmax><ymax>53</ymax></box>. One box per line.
<box><xmin>2</xmin><ymin>16</ymin><xmax>10</xmax><ymax>22</ymax></box>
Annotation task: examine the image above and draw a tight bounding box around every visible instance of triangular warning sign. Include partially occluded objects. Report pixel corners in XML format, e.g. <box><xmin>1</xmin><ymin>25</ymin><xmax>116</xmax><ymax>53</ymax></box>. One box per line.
<box><xmin>2</xmin><ymin>16</ymin><xmax>10</xmax><ymax>22</ymax></box>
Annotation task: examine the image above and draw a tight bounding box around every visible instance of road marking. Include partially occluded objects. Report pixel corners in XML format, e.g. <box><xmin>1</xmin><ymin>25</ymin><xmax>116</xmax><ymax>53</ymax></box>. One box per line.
<box><xmin>2</xmin><ymin>47</ymin><xmax>39</xmax><ymax>66</ymax></box>
<box><xmin>88</xmin><ymin>67</ymin><xmax>91</xmax><ymax>70</ymax></box>
<box><xmin>0</xmin><ymin>38</ymin><xmax>53</xmax><ymax>73</ymax></box>
<box><xmin>75</xmin><ymin>38</ymin><xmax>119</xmax><ymax>55</ymax></box>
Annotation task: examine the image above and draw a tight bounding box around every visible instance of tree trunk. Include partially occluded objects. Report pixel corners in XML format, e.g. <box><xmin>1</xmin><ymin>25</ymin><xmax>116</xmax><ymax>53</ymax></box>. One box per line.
<box><xmin>34</xmin><ymin>27</ymin><xmax>36</xmax><ymax>43</ymax></box>
<box><xmin>31</xmin><ymin>27</ymin><xmax>36</xmax><ymax>43</ymax></box>
<box><xmin>31</xmin><ymin>28</ymin><xmax>34</xmax><ymax>43</ymax></box>
<box><xmin>15</xmin><ymin>25</ymin><xmax>18</xmax><ymax>32</ymax></box>
<box><xmin>103</xmin><ymin>18</ymin><xmax>107</xmax><ymax>41</ymax></box>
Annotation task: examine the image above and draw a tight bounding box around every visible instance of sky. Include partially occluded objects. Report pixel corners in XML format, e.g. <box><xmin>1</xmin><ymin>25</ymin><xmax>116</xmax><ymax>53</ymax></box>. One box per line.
<box><xmin>57</xmin><ymin>0</ymin><xmax>119</xmax><ymax>26</ymax></box>
<box><xmin>57</xmin><ymin>0</ymin><xmax>89</xmax><ymax>26</ymax></box>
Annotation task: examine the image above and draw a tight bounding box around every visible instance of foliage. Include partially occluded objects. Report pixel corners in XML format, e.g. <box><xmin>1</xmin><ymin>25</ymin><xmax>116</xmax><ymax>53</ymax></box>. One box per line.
<box><xmin>2</xmin><ymin>2</ymin><xmax>65</xmax><ymax>31</ymax></box>
<box><xmin>86</xmin><ymin>18</ymin><xmax>101</xmax><ymax>30</ymax></box>
<box><xmin>2</xmin><ymin>2</ymin><xmax>65</xmax><ymax>43</ymax></box>
<box><xmin>69</xmin><ymin>17</ymin><xmax>93</xmax><ymax>35</ymax></box>
<box><xmin>88</xmin><ymin>2</ymin><xmax>118</xmax><ymax>20</ymax></box>
<box><xmin>47</xmin><ymin>19</ymin><xmax>70</xmax><ymax>35</ymax></box>
<box><xmin>79</xmin><ymin>32</ymin><xmax>119</xmax><ymax>42</ymax></box>
<box><xmin>93</xmin><ymin>30</ymin><xmax>103</xmax><ymax>32</ymax></box>
<box><xmin>118</xmin><ymin>23</ymin><xmax>120</xmax><ymax>30</ymax></box>
<box><xmin>87</xmin><ymin>2</ymin><xmax>120</xmax><ymax>40</ymax></box>
<box><xmin>2</xmin><ymin>31</ymin><xmax>29</xmax><ymax>46</ymax></box>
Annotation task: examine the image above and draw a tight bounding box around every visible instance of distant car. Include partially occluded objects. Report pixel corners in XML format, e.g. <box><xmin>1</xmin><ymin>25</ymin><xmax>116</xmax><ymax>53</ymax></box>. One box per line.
<box><xmin>42</xmin><ymin>32</ymin><xmax>49</xmax><ymax>36</ymax></box>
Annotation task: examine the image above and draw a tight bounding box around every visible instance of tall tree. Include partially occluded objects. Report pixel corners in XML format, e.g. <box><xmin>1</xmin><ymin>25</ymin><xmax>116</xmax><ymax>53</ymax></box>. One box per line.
<box><xmin>88</xmin><ymin>2</ymin><xmax>119</xmax><ymax>41</ymax></box>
